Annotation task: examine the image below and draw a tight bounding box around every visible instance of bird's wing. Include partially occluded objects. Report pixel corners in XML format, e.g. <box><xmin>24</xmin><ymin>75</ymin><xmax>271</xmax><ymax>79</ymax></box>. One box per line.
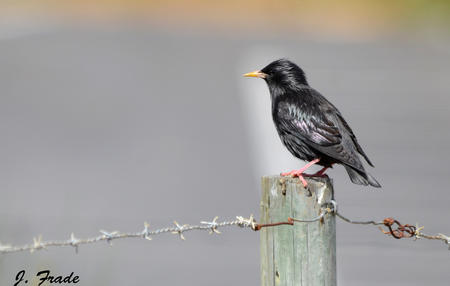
<box><xmin>335</xmin><ymin>112</ymin><xmax>374</xmax><ymax>167</ymax></box>
<box><xmin>277</xmin><ymin>100</ymin><xmax>341</xmax><ymax>146</ymax></box>
<box><xmin>277</xmin><ymin>96</ymin><xmax>364</xmax><ymax>171</ymax></box>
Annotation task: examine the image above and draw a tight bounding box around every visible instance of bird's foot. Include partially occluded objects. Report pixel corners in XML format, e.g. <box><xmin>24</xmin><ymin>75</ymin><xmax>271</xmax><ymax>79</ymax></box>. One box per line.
<box><xmin>280</xmin><ymin>158</ymin><xmax>321</xmax><ymax>188</ymax></box>
<box><xmin>287</xmin><ymin>170</ymin><xmax>309</xmax><ymax>187</ymax></box>
<box><xmin>281</xmin><ymin>170</ymin><xmax>299</xmax><ymax>176</ymax></box>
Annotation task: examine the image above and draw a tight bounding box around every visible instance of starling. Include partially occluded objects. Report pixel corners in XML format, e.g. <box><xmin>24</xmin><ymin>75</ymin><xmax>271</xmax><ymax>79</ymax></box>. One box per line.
<box><xmin>244</xmin><ymin>59</ymin><xmax>381</xmax><ymax>188</ymax></box>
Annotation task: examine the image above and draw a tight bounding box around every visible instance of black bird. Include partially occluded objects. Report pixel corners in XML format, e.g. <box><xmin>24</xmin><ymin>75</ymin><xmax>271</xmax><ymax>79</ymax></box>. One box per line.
<box><xmin>244</xmin><ymin>59</ymin><xmax>381</xmax><ymax>188</ymax></box>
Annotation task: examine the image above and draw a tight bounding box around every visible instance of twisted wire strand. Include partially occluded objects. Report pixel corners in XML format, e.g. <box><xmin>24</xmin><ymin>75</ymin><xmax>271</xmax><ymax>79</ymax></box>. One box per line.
<box><xmin>335</xmin><ymin>212</ymin><xmax>384</xmax><ymax>226</ymax></box>
<box><xmin>334</xmin><ymin>210</ymin><xmax>449</xmax><ymax>249</ymax></box>
<box><xmin>1</xmin><ymin>205</ymin><xmax>449</xmax><ymax>254</ymax></box>
<box><xmin>0</xmin><ymin>215</ymin><xmax>257</xmax><ymax>254</ymax></box>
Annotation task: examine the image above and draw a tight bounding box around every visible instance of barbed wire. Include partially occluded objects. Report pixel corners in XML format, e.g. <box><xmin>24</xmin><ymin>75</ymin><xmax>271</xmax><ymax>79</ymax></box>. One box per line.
<box><xmin>0</xmin><ymin>216</ymin><xmax>257</xmax><ymax>254</ymax></box>
<box><xmin>0</xmin><ymin>202</ymin><xmax>449</xmax><ymax>254</ymax></box>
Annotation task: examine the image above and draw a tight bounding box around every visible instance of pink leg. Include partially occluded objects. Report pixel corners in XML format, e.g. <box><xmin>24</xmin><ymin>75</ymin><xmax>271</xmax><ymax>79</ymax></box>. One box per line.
<box><xmin>313</xmin><ymin>166</ymin><xmax>330</xmax><ymax>176</ymax></box>
<box><xmin>302</xmin><ymin>166</ymin><xmax>332</xmax><ymax>181</ymax></box>
<box><xmin>281</xmin><ymin>158</ymin><xmax>321</xmax><ymax>187</ymax></box>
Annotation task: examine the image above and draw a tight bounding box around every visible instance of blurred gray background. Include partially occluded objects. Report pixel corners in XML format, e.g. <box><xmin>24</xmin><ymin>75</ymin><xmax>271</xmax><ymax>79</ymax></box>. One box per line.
<box><xmin>1</xmin><ymin>1</ymin><xmax>450</xmax><ymax>285</ymax></box>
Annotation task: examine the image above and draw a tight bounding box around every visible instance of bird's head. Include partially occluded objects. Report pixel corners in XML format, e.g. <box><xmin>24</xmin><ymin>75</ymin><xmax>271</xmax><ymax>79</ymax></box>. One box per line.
<box><xmin>243</xmin><ymin>59</ymin><xmax>308</xmax><ymax>92</ymax></box>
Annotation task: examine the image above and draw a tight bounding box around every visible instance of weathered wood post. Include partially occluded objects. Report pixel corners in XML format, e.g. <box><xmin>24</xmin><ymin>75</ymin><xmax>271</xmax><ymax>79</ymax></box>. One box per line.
<box><xmin>260</xmin><ymin>175</ymin><xmax>336</xmax><ymax>286</ymax></box>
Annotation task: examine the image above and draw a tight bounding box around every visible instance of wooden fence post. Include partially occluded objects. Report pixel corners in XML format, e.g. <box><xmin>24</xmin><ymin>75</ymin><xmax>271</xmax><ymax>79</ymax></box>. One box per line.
<box><xmin>260</xmin><ymin>175</ymin><xmax>336</xmax><ymax>286</ymax></box>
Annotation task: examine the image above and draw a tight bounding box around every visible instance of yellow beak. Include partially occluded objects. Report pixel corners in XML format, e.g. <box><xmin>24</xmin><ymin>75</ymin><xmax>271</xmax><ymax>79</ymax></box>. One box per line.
<box><xmin>243</xmin><ymin>70</ymin><xmax>267</xmax><ymax>78</ymax></box>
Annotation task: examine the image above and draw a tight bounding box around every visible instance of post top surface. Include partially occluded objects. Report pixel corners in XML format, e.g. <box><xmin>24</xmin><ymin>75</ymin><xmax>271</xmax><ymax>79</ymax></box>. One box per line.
<box><xmin>262</xmin><ymin>175</ymin><xmax>332</xmax><ymax>185</ymax></box>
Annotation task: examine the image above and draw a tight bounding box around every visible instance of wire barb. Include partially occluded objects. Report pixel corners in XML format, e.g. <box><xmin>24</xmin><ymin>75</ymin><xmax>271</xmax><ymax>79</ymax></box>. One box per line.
<box><xmin>201</xmin><ymin>216</ymin><xmax>221</xmax><ymax>234</ymax></box>
<box><xmin>31</xmin><ymin>235</ymin><xmax>45</xmax><ymax>253</ymax></box>
<box><xmin>236</xmin><ymin>215</ymin><xmax>257</xmax><ymax>230</ymax></box>
<box><xmin>142</xmin><ymin>222</ymin><xmax>152</xmax><ymax>241</ymax></box>
<box><xmin>172</xmin><ymin>221</ymin><xmax>188</xmax><ymax>240</ymax></box>
<box><xmin>99</xmin><ymin>230</ymin><xmax>119</xmax><ymax>246</ymax></box>
<box><xmin>69</xmin><ymin>233</ymin><xmax>79</xmax><ymax>253</ymax></box>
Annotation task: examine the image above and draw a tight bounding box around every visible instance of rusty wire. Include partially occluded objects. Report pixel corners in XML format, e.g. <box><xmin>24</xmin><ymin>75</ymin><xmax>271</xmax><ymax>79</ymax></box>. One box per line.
<box><xmin>379</xmin><ymin>218</ymin><xmax>416</xmax><ymax>239</ymax></box>
<box><xmin>1</xmin><ymin>203</ymin><xmax>449</xmax><ymax>254</ymax></box>
<box><xmin>335</xmin><ymin>209</ymin><xmax>450</xmax><ymax>250</ymax></box>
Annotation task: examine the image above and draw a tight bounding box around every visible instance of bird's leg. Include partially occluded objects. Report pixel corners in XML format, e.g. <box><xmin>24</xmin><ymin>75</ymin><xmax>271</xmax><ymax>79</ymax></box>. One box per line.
<box><xmin>281</xmin><ymin>158</ymin><xmax>321</xmax><ymax>187</ymax></box>
<box><xmin>306</xmin><ymin>166</ymin><xmax>331</xmax><ymax>177</ymax></box>
<box><xmin>314</xmin><ymin>166</ymin><xmax>329</xmax><ymax>176</ymax></box>
<box><xmin>281</xmin><ymin>159</ymin><xmax>321</xmax><ymax>176</ymax></box>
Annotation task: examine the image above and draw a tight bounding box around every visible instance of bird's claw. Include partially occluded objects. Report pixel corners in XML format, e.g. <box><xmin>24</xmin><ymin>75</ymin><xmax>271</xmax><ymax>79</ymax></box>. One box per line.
<box><xmin>281</xmin><ymin>170</ymin><xmax>309</xmax><ymax>188</ymax></box>
<box><xmin>299</xmin><ymin>175</ymin><xmax>308</xmax><ymax>188</ymax></box>
<box><xmin>281</xmin><ymin>170</ymin><xmax>295</xmax><ymax>176</ymax></box>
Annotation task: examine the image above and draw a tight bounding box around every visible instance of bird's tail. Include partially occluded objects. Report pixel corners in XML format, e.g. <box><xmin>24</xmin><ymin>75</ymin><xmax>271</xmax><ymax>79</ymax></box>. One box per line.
<box><xmin>344</xmin><ymin>166</ymin><xmax>381</xmax><ymax>188</ymax></box>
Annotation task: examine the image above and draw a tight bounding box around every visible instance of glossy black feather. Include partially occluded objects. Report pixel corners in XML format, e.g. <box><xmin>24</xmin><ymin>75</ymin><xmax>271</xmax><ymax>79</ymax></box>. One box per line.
<box><xmin>260</xmin><ymin>59</ymin><xmax>380</xmax><ymax>188</ymax></box>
